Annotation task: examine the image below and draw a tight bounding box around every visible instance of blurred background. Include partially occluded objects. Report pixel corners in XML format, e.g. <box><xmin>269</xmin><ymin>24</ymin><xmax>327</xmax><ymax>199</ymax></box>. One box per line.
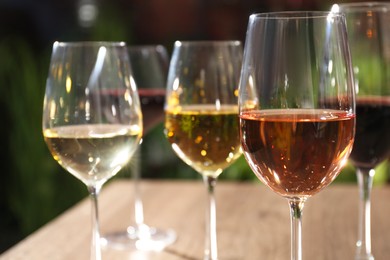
<box><xmin>0</xmin><ymin>0</ymin><xmax>389</xmax><ymax>253</ymax></box>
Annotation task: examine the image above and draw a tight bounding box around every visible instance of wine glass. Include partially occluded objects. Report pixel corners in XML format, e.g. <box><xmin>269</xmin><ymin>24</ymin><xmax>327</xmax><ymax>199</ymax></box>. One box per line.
<box><xmin>42</xmin><ymin>41</ymin><xmax>142</xmax><ymax>260</ymax></box>
<box><xmin>331</xmin><ymin>3</ymin><xmax>390</xmax><ymax>260</ymax></box>
<box><xmin>164</xmin><ymin>41</ymin><xmax>243</xmax><ymax>260</ymax></box>
<box><xmin>238</xmin><ymin>12</ymin><xmax>355</xmax><ymax>260</ymax></box>
<box><xmin>102</xmin><ymin>45</ymin><xmax>176</xmax><ymax>250</ymax></box>
<box><xmin>131</xmin><ymin>45</ymin><xmax>170</xmax><ymax>133</ymax></box>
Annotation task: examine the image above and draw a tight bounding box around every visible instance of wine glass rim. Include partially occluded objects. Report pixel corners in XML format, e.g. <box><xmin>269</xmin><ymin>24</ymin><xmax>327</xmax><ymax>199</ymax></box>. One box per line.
<box><xmin>53</xmin><ymin>41</ymin><xmax>127</xmax><ymax>47</ymax></box>
<box><xmin>333</xmin><ymin>2</ymin><xmax>390</xmax><ymax>12</ymax></box>
<box><xmin>174</xmin><ymin>40</ymin><xmax>241</xmax><ymax>47</ymax></box>
<box><xmin>249</xmin><ymin>11</ymin><xmax>343</xmax><ymax>19</ymax></box>
<box><xmin>128</xmin><ymin>44</ymin><xmax>166</xmax><ymax>51</ymax></box>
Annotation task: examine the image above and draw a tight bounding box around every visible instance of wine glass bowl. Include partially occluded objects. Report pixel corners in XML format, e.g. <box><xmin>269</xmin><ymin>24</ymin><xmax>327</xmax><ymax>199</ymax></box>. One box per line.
<box><xmin>331</xmin><ymin>3</ymin><xmax>390</xmax><ymax>259</ymax></box>
<box><xmin>164</xmin><ymin>40</ymin><xmax>243</xmax><ymax>259</ymax></box>
<box><xmin>42</xmin><ymin>41</ymin><xmax>142</xmax><ymax>259</ymax></box>
<box><xmin>165</xmin><ymin>104</ymin><xmax>242</xmax><ymax>179</ymax></box>
<box><xmin>239</xmin><ymin>12</ymin><xmax>355</xmax><ymax>260</ymax></box>
<box><xmin>241</xmin><ymin>109</ymin><xmax>355</xmax><ymax>199</ymax></box>
<box><xmin>43</xmin><ymin>123</ymin><xmax>140</xmax><ymax>186</ymax></box>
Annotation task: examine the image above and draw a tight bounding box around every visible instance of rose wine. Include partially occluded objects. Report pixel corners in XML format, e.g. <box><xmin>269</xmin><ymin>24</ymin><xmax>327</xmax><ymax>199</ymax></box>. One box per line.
<box><xmin>44</xmin><ymin>124</ymin><xmax>141</xmax><ymax>186</ymax></box>
<box><xmin>240</xmin><ymin>109</ymin><xmax>355</xmax><ymax>198</ymax></box>
<box><xmin>349</xmin><ymin>97</ymin><xmax>390</xmax><ymax>169</ymax></box>
<box><xmin>139</xmin><ymin>88</ymin><xmax>166</xmax><ymax>133</ymax></box>
<box><xmin>165</xmin><ymin>105</ymin><xmax>242</xmax><ymax>177</ymax></box>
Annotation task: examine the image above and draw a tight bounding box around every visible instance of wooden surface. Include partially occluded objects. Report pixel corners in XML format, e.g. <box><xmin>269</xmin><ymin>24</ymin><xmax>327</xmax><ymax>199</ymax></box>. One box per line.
<box><xmin>1</xmin><ymin>179</ymin><xmax>390</xmax><ymax>260</ymax></box>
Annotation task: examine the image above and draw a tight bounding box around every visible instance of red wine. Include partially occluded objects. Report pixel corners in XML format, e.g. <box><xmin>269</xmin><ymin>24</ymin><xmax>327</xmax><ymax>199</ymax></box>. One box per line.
<box><xmin>240</xmin><ymin>109</ymin><xmax>355</xmax><ymax>198</ymax></box>
<box><xmin>139</xmin><ymin>88</ymin><xmax>166</xmax><ymax>133</ymax></box>
<box><xmin>349</xmin><ymin>97</ymin><xmax>390</xmax><ymax>169</ymax></box>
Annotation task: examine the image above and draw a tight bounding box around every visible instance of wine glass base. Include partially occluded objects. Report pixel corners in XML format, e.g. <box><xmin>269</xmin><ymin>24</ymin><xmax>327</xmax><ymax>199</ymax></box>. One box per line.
<box><xmin>355</xmin><ymin>257</ymin><xmax>374</xmax><ymax>260</ymax></box>
<box><xmin>101</xmin><ymin>225</ymin><xmax>177</xmax><ymax>251</ymax></box>
<box><xmin>355</xmin><ymin>254</ymin><xmax>374</xmax><ymax>260</ymax></box>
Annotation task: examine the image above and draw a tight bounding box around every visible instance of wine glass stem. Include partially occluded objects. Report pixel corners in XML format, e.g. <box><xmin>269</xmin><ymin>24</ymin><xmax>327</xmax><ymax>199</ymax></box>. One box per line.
<box><xmin>132</xmin><ymin>148</ymin><xmax>145</xmax><ymax>229</ymax></box>
<box><xmin>288</xmin><ymin>199</ymin><xmax>305</xmax><ymax>260</ymax></box>
<box><xmin>88</xmin><ymin>185</ymin><xmax>102</xmax><ymax>260</ymax></box>
<box><xmin>203</xmin><ymin>175</ymin><xmax>218</xmax><ymax>260</ymax></box>
<box><xmin>356</xmin><ymin>168</ymin><xmax>375</xmax><ymax>260</ymax></box>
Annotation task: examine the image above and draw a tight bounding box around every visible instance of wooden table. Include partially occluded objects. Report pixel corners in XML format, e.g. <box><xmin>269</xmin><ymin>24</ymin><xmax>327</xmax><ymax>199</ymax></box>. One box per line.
<box><xmin>1</xmin><ymin>180</ymin><xmax>390</xmax><ymax>260</ymax></box>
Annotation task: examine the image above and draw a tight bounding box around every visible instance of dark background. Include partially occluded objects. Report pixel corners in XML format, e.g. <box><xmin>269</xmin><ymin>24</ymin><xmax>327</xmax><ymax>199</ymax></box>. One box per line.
<box><xmin>0</xmin><ymin>0</ymin><xmax>388</xmax><ymax>253</ymax></box>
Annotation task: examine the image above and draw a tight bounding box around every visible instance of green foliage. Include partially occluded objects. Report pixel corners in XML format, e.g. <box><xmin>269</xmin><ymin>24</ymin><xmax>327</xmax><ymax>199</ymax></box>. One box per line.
<box><xmin>0</xmin><ymin>37</ymin><xmax>87</xmax><ymax>235</ymax></box>
<box><xmin>86</xmin><ymin>3</ymin><xmax>133</xmax><ymax>42</ymax></box>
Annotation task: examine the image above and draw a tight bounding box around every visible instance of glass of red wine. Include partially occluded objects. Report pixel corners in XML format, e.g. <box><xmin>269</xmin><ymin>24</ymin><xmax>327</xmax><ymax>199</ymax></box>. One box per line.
<box><xmin>101</xmin><ymin>45</ymin><xmax>176</xmax><ymax>251</ymax></box>
<box><xmin>332</xmin><ymin>3</ymin><xmax>390</xmax><ymax>260</ymax></box>
<box><xmin>239</xmin><ymin>12</ymin><xmax>355</xmax><ymax>260</ymax></box>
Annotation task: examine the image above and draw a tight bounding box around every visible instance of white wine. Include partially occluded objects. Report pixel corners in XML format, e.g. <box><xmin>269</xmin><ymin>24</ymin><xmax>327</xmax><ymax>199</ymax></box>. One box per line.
<box><xmin>44</xmin><ymin>124</ymin><xmax>141</xmax><ymax>186</ymax></box>
<box><xmin>165</xmin><ymin>105</ymin><xmax>242</xmax><ymax>178</ymax></box>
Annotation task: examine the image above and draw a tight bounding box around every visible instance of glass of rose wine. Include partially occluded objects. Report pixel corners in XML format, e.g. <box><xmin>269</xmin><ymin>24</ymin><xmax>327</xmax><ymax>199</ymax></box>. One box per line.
<box><xmin>42</xmin><ymin>42</ymin><xmax>143</xmax><ymax>260</ymax></box>
<box><xmin>164</xmin><ymin>41</ymin><xmax>243</xmax><ymax>260</ymax></box>
<box><xmin>331</xmin><ymin>3</ymin><xmax>390</xmax><ymax>260</ymax></box>
<box><xmin>102</xmin><ymin>45</ymin><xmax>176</xmax><ymax>250</ymax></box>
<box><xmin>238</xmin><ymin>12</ymin><xmax>355</xmax><ymax>260</ymax></box>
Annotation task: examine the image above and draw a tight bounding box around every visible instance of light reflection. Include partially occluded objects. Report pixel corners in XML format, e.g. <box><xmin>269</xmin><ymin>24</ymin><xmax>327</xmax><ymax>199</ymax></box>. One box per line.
<box><xmin>175</xmin><ymin>41</ymin><xmax>182</xmax><ymax>48</ymax></box>
<box><xmin>172</xmin><ymin>77</ymin><xmax>180</xmax><ymax>91</ymax></box>
<box><xmin>331</xmin><ymin>77</ymin><xmax>336</xmax><ymax>87</ymax></box>
<box><xmin>50</xmin><ymin>100</ymin><xmax>56</xmax><ymax>120</ymax></box>
<box><xmin>86</xmin><ymin>46</ymin><xmax>107</xmax><ymax>89</ymax></box>
<box><xmin>111</xmin><ymin>104</ymin><xmax>117</xmax><ymax>116</ymax></box>
<box><xmin>53</xmin><ymin>41</ymin><xmax>59</xmax><ymax>50</ymax></box>
<box><xmin>171</xmin><ymin>143</ymin><xmax>191</xmax><ymax>165</ymax></box>
<box><xmin>248</xmin><ymin>75</ymin><xmax>254</xmax><ymax>87</ymax></box>
<box><xmin>110</xmin><ymin>148</ymin><xmax>132</xmax><ymax>169</ymax></box>
<box><xmin>215</xmin><ymin>99</ymin><xmax>221</xmax><ymax>110</ymax></box>
<box><xmin>124</xmin><ymin>75</ymin><xmax>130</xmax><ymax>89</ymax></box>
<box><xmin>272</xmin><ymin>169</ymin><xmax>281</xmax><ymax>184</ymax></box>
<box><xmin>329</xmin><ymin>5</ymin><xmax>339</xmax><ymax>22</ymax></box>
<box><xmin>88</xmin><ymin>156</ymin><xmax>100</xmax><ymax>176</ymax></box>
<box><xmin>124</xmin><ymin>90</ymin><xmax>132</xmax><ymax>105</ymax></box>
<box><xmin>57</xmin><ymin>64</ymin><xmax>63</xmax><ymax>80</ymax></box>
<box><xmin>66</xmin><ymin>76</ymin><xmax>72</xmax><ymax>93</ymax></box>
<box><xmin>78</xmin><ymin>0</ymin><xmax>98</xmax><ymax>28</ymax></box>
<box><xmin>129</xmin><ymin>76</ymin><xmax>137</xmax><ymax>92</ymax></box>
<box><xmin>328</xmin><ymin>60</ymin><xmax>333</xmax><ymax>74</ymax></box>
<box><xmin>85</xmin><ymin>100</ymin><xmax>91</xmax><ymax>120</ymax></box>
<box><xmin>284</xmin><ymin>74</ymin><xmax>289</xmax><ymax>90</ymax></box>
<box><xmin>226</xmin><ymin>152</ymin><xmax>234</xmax><ymax>163</ymax></box>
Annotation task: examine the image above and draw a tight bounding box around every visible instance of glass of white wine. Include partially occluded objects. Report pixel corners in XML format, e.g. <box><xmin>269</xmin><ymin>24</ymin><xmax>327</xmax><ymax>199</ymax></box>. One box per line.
<box><xmin>164</xmin><ymin>41</ymin><xmax>243</xmax><ymax>260</ymax></box>
<box><xmin>42</xmin><ymin>41</ymin><xmax>142</xmax><ymax>260</ymax></box>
